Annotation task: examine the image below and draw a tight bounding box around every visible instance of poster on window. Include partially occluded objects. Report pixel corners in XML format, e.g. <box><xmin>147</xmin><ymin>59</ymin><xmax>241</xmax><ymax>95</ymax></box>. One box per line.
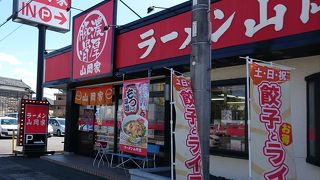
<box><xmin>173</xmin><ymin>74</ymin><xmax>203</xmax><ymax>180</ymax></box>
<box><xmin>119</xmin><ymin>78</ymin><xmax>149</xmax><ymax>156</ymax></box>
<box><xmin>249</xmin><ymin>61</ymin><xmax>296</xmax><ymax>179</ymax></box>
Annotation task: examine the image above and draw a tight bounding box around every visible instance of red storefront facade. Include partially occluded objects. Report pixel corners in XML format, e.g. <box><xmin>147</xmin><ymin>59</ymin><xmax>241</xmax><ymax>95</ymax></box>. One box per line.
<box><xmin>44</xmin><ymin>0</ymin><xmax>320</xmax><ymax>179</ymax></box>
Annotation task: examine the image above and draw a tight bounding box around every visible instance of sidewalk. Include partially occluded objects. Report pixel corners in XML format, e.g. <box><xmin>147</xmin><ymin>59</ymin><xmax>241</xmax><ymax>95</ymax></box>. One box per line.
<box><xmin>40</xmin><ymin>153</ymin><xmax>230</xmax><ymax>180</ymax></box>
<box><xmin>41</xmin><ymin>153</ymin><xmax>129</xmax><ymax>180</ymax></box>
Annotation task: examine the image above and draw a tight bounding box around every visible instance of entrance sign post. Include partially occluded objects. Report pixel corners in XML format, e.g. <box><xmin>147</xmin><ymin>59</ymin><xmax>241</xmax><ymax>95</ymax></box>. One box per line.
<box><xmin>36</xmin><ymin>25</ymin><xmax>46</xmax><ymax>100</ymax></box>
<box><xmin>18</xmin><ymin>99</ymin><xmax>49</xmax><ymax>156</ymax></box>
<box><xmin>12</xmin><ymin>1</ymin><xmax>71</xmax><ymax>155</ymax></box>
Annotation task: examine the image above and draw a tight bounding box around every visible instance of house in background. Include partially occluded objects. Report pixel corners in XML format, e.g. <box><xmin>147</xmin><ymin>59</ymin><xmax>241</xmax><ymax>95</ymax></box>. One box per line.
<box><xmin>51</xmin><ymin>93</ymin><xmax>66</xmax><ymax>118</ymax></box>
<box><xmin>0</xmin><ymin>76</ymin><xmax>33</xmax><ymax>116</ymax></box>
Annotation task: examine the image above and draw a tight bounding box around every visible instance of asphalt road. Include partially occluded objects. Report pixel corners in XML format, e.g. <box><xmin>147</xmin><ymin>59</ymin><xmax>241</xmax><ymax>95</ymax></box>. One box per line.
<box><xmin>0</xmin><ymin>136</ymin><xmax>64</xmax><ymax>155</ymax></box>
<box><xmin>0</xmin><ymin>156</ymin><xmax>104</xmax><ymax>180</ymax></box>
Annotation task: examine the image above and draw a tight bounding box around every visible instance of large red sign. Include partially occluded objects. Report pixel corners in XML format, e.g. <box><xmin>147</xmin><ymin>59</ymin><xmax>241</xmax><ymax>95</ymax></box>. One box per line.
<box><xmin>13</xmin><ymin>0</ymin><xmax>71</xmax><ymax>32</ymax></box>
<box><xmin>25</xmin><ymin>104</ymin><xmax>48</xmax><ymax>134</ymax></box>
<box><xmin>72</xmin><ymin>0</ymin><xmax>115</xmax><ymax>80</ymax></box>
<box><xmin>116</xmin><ymin>0</ymin><xmax>320</xmax><ymax>68</ymax></box>
<box><xmin>18</xmin><ymin>100</ymin><xmax>49</xmax><ymax>146</ymax></box>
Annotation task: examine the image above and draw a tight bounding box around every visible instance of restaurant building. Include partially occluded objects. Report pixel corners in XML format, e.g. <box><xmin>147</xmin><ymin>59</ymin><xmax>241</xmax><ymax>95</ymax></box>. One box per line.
<box><xmin>44</xmin><ymin>0</ymin><xmax>320</xmax><ymax>179</ymax></box>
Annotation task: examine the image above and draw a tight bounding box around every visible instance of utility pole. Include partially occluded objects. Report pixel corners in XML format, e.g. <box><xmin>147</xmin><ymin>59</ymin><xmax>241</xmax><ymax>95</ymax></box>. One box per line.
<box><xmin>191</xmin><ymin>0</ymin><xmax>211</xmax><ymax>179</ymax></box>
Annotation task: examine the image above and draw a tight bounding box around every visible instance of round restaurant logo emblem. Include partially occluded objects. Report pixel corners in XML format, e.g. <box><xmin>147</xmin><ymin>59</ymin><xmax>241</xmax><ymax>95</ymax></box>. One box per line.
<box><xmin>76</xmin><ymin>10</ymin><xmax>108</xmax><ymax>63</ymax></box>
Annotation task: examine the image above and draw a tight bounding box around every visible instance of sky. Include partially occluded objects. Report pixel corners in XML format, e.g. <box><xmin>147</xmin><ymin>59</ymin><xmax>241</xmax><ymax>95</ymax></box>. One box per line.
<box><xmin>0</xmin><ymin>0</ymin><xmax>187</xmax><ymax>100</ymax></box>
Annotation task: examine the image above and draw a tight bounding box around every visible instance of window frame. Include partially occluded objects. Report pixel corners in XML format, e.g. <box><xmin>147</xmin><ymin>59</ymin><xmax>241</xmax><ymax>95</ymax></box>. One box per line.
<box><xmin>210</xmin><ymin>78</ymin><xmax>248</xmax><ymax>159</ymax></box>
<box><xmin>306</xmin><ymin>72</ymin><xmax>320</xmax><ymax>166</ymax></box>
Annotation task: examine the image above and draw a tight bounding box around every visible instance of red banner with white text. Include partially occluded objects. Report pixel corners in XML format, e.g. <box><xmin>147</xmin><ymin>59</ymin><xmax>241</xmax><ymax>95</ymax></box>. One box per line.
<box><xmin>116</xmin><ymin>0</ymin><xmax>320</xmax><ymax>69</ymax></box>
<box><xmin>72</xmin><ymin>0</ymin><xmax>114</xmax><ymax>80</ymax></box>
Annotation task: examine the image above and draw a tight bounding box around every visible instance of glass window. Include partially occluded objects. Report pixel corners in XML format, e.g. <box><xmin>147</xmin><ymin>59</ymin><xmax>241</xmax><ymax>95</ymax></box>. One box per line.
<box><xmin>94</xmin><ymin>104</ymin><xmax>115</xmax><ymax>151</ymax></box>
<box><xmin>210</xmin><ymin>80</ymin><xmax>247</xmax><ymax>157</ymax></box>
<box><xmin>148</xmin><ymin>96</ymin><xmax>165</xmax><ymax>146</ymax></box>
<box><xmin>0</xmin><ymin>118</ymin><xmax>17</xmax><ymax>125</ymax></box>
<box><xmin>78</xmin><ymin>106</ymin><xmax>94</xmax><ymax>132</ymax></box>
<box><xmin>306</xmin><ymin>73</ymin><xmax>320</xmax><ymax>166</ymax></box>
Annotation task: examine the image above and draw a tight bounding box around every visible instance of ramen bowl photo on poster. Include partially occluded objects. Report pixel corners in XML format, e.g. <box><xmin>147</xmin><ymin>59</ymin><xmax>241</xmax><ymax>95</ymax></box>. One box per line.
<box><xmin>121</xmin><ymin>114</ymin><xmax>148</xmax><ymax>144</ymax></box>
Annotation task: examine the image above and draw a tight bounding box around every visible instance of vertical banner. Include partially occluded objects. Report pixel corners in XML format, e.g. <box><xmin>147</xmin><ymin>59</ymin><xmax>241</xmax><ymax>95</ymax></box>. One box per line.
<box><xmin>119</xmin><ymin>78</ymin><xmax>149</xmax><ymax>156</ymax></box>
<box><xmin>249</xmin><ymin>61</ymin><xmax>296</xmax><ymax>179</ymax></box>
<box><xmin>173</xmin><ymin>74</ymin><xmax>203</xmax><ymax>180</ymax></box>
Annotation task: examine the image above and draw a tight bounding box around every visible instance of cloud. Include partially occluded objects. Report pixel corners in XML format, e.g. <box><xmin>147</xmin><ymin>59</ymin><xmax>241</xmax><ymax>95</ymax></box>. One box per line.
<box><xmin>0</xmin><ymin>52</ymin><xmax>22</xmax><ymax>65</ymax></box>
<box><xmin>14</xmin><ymin>68</ymin><xmax>36</xmax><ymax>92</ymax></box>
<box><xmin>14</xmin><ymin>68</ymin><xmax>36</xmax><ymax>78</ymax></box>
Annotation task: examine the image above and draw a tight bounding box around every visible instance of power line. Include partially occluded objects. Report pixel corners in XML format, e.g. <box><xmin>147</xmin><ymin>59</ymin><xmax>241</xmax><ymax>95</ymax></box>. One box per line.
<box><xmin>0</xmin><ymin>24</ymin><xmax>24</xmax><ymax>42</ymax></box>
<box><xmin>119</xmin><ymin>0</ymin><xmax>142</xmax><ymax>19</ymax></box>
<box><xmin>0</xmin><ymin>0</ymin><xmax>34</xmax><ymax>29</ymax></box>
<box><xmin>0</xmin><ymin>0</ymin><xmax>53</xmax><ymax>43</ymax></box>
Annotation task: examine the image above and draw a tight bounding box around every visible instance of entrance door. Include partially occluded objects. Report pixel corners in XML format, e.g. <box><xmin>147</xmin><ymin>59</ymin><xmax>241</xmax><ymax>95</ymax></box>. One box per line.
<box><xmin>94</xmin><ymin>104</ymin><xmax>116</xmax><ymax>152</ymax></box>
<box><xmin>77</xmin><ymin>106</ymin><xmax>95</xmax><ymax>156</ymax></box>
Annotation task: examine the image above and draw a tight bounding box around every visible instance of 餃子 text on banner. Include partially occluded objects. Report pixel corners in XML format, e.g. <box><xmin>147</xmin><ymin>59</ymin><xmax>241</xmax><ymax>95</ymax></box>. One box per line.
<box><xmin>173</xmin><ymin>74</ymin><xmax>203</xmax><ymax>180</ymax></box>
<box><xmin>249</xmin><ymin>62</ymin><xmax>296</xmax><ymax>180</ymax></box>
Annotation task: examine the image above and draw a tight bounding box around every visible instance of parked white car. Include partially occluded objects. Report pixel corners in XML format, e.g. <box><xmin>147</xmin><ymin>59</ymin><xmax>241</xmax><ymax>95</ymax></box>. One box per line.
<box><xmin>4</xmin><ymin>112</ymin><xmax>18</xmax><ymax>118</ymax></box>
<box><xmin>48</xmin><ymin>118</ymin><xmax>65</xmax><ymax>136</ymax></box>
<box><xmin>0</xmin><ymin>117</ymin><xmax>18</xmax><ymax>138</ymax></box>
<box><xmin>48</xmin><ymin>124</ymin><xmax>54</xmax><ymax>137</ymax></box>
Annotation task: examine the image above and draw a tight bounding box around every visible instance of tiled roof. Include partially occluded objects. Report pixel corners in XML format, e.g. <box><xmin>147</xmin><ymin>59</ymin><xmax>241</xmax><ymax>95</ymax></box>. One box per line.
<box><xmin>0</xmin><ymin>76</ymin><xmax>31</xmax><ymax>89</ymax></box>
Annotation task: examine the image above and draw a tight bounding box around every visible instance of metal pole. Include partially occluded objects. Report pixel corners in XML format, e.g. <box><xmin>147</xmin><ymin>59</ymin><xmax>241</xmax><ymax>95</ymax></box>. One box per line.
<box><xmin>246</xmin><ymin>56</ymin><xmax>252</xmax><ymax>180</ymax></box>
<box><xmin>191</xmin><ymin>0</ymin><xmax>211</xmax><ymax>179</ymax></box>
<box><xmin>36</xmin><ymin>25</ymin><xmax>46</xmax><ymax>100</ymax></box>
<box><xmin>12</xmin><ymin>129</ymin><xmax>15</xmax><ymax>155</ymax></box>
<box><xmin>170</xmin><ymin>68</ymin><xmax>174</xmax><ymax>180</ymax></box>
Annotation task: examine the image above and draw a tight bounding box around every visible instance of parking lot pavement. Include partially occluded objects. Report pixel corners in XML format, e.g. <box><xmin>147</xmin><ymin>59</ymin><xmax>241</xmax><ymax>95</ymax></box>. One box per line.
<box><xmin>0</xmin><ymin>136</ymin><xmax>64</xmax><ymax>155</ymax></box>
<box><xmin>0</xmin><ymin>156</ymin><xmax>104</xmax><ymax>180</ymax></box>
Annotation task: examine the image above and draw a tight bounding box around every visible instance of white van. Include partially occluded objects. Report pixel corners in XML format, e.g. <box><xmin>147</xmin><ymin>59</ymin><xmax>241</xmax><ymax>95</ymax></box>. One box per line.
<box><xmin>0</xmin><ymin>117</ymin><xmax>18</xmax><ymax>138</ymax></box>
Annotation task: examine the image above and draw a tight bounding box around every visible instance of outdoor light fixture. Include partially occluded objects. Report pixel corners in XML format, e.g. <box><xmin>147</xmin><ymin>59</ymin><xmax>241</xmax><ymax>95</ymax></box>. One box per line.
<box><xmin>44</xmin><ymin>49</ymin><xmax>56</xmax><ymax>55</ymax></box>
<box><xmin>104</xmin><ymin>25</ymin><xmax>119</xmax><ymax>31</ymax></box>
<box><xmin>66</xmin><ymin>6</ymin><xmax>84</xmax><ymax>12</ymax></box>
<box><xmin>147</xmin><ymin>6</ymin><xmax>168</xmax><ymax>14</ymax></box>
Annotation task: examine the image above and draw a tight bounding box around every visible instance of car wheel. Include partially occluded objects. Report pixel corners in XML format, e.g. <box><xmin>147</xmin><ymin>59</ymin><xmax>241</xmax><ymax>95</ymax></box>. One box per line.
<box><xmin>57</xmin><ymin>130</ymin><xmax>61</xmax><ymax>136</ymax></box>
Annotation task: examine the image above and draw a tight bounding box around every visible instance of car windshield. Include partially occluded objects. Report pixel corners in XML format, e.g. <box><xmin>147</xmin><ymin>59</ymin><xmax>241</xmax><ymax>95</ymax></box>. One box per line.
<box><xmin>1</xmin><ymin>119</ymin><xmax>17</xmax><ymax>125</ymax></box>
<box><xmin>57</xmin><ymin>119</ymin><xmax>65</xmax><ymax>125</ymax></box>
<box><xmin>5</xmin><ymin>113</ymin><xmax>17</xmax><ymax>118</ymax></box>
